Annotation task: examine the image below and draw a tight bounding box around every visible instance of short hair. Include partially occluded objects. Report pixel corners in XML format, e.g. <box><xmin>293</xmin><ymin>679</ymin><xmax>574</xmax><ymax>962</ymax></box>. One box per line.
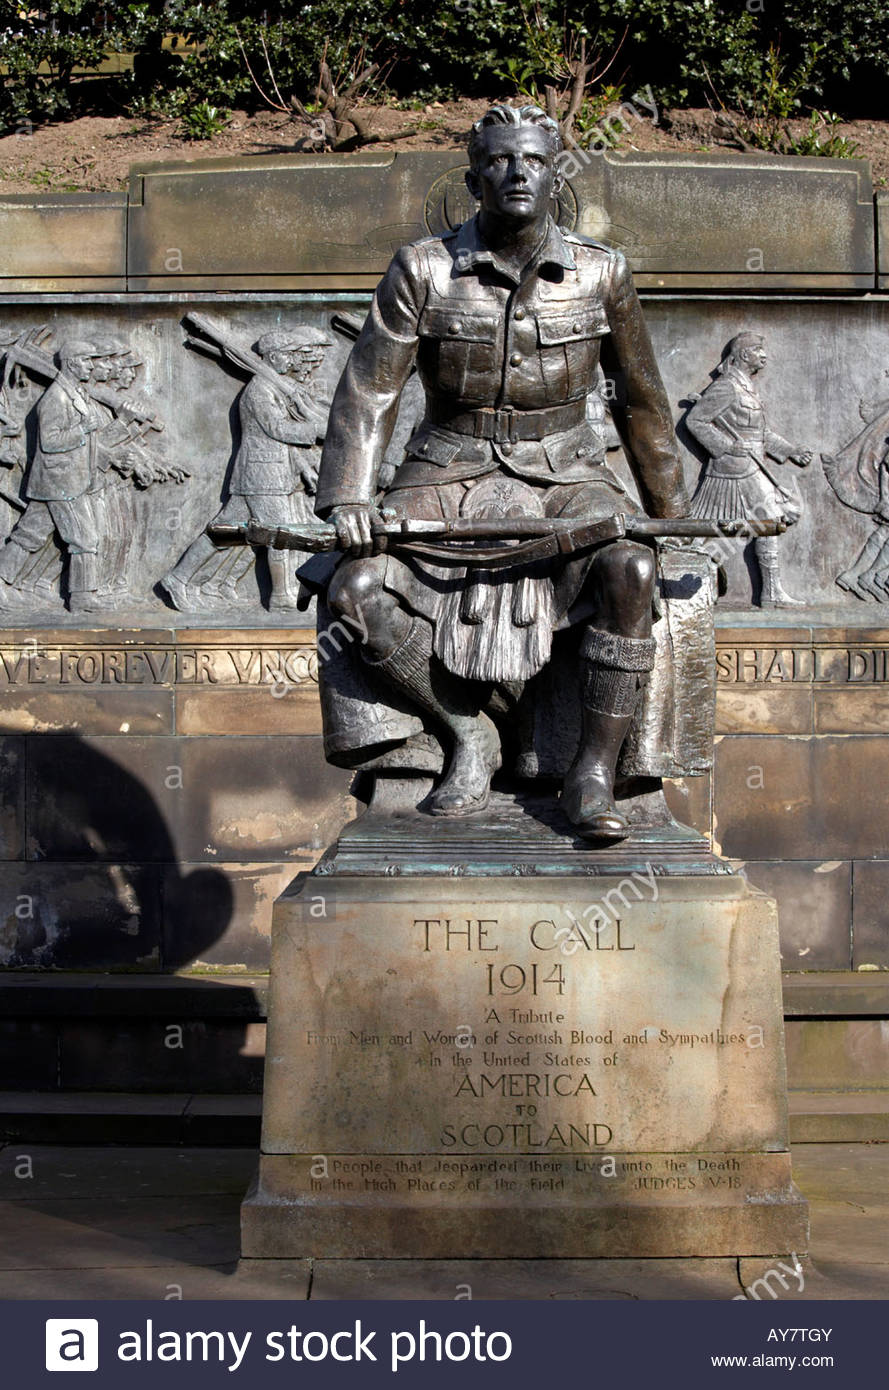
<box><xmin>468</xmin><ymin>103</ymin><xmax>563</xmax><ymax>171</ymax></box>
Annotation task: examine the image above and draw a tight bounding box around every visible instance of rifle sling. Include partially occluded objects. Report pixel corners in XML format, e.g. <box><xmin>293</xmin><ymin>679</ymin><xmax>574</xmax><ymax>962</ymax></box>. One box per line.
<box><xmin>393</xmin><ymin>528</ymin><xmax>609</xmax><ymax>567</ymax></box>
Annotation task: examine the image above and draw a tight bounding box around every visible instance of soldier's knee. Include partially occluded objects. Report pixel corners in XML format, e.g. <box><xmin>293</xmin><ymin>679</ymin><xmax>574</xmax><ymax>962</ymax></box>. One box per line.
<box><xmin>328</xmin><ymin>558</ymin><xmax>386</xmax><ymax>622</ymax></box>
<box><xmin>600</xmin><ymin>541</ymin><xmax>656</xmax><ymax>601</ymax></box>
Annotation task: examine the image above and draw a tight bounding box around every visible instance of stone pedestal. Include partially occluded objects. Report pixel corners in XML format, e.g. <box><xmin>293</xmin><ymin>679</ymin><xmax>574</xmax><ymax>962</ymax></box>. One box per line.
<box><xmin>242</xmin><ymin>865</ymin><xmax>808</xmax><ymax>1259</ymax></box>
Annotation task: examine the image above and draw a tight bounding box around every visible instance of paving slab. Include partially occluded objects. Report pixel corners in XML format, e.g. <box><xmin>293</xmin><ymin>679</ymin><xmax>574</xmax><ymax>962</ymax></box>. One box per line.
<box><xmin>0</xmin><ymin>1262</ymin><xmax>310</xmax><ymax>1301</ymax></box>
<box><xmin>739</xmin><ymin>1257</ymin><xmax>889</xmax><ymax>1301</ymax></box>
<box><xmin>308</xmin><ymin>1258</ymin><xmax>742</xmax><ymax>1301</ymax></box>
<box><xmin>0</xmin><ymin>1195</ymin><xmax>238</xmax><ymax>1270</ymax></box>
<box><xmin>0</xmin><ymin>1143</ymin><xmax>883</xmax><ymax>1300</ymax></box>
<box><xmin>0</xmin><ymin>1145</ymin><xmax>255</xmax><ymax>1200</ymax></box>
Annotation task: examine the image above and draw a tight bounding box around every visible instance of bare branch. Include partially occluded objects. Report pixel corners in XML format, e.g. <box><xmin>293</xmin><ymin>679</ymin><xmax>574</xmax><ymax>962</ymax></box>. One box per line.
<box><xmin>258</xmin><ymin>29</ymin><xmax>289</xmax><ymax>113</ymax></box>
<box><xmin>234</xmin><ymin>24</ymin><xmax>287</xmax><ymax>113</ymax></box>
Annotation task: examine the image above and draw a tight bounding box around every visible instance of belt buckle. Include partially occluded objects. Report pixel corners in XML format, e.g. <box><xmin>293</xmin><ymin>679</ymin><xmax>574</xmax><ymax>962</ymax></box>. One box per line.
<box><xmin>493</xmin><ymin>407</ymin><xmax>515</xmax><ymax>443</ymax></box>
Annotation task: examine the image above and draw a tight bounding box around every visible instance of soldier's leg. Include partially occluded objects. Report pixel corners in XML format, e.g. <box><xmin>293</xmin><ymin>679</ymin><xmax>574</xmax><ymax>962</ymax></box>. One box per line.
<box><xmin>49</xmin><ymin>497</ymin><xmax>101</xmax><ymax>613</ymax></box>
<box><xmin>329</xmin><ymin>557</ymin><xmax>500</xmax><ymax>816</ymax></box>
<box><xmin>0</xmin><ymin>501</ymin><xmax>55</xmax><ymax>588</ymax></box>
<box><xmin>248</xmin><ymin>495</ymin><xmax>300</xmax><ymax>611</ymax></box>
<box><xmin>755</xmin><ymin>534</ymin><xmax>803</xmax><ymax>607</ymax></box>
<box><xmin>161</xmin><ymin>498</ymin><xmax>247</xmax><ymax>610</ymax></box>
<box><xmin>563</xmin><ymin>539</ymin><xmax>657</xmax><ymax>840</ymax></box>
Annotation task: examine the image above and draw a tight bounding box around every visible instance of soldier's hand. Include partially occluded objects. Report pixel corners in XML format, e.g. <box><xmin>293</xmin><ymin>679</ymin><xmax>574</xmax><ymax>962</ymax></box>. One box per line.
<box><xmin>790</xmin><ymin>450</ymin><xmax>813</xmax><ymax>468</ymax></box>
<box><xmin>329</xmin><ymin>503</ymin><xmax>380</xmax><ymax>558</ymax></box>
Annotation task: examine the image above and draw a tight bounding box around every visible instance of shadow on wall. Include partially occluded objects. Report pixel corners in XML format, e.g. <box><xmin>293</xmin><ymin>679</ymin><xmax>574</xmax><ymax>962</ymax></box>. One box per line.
<box><xmin>1</xmin><ymin>734</ymin><xmax>234</xmax><ymax>970</ymax></box>
<box><xmin>0</xmin><ymin>734</ymin><xmax>276</xmax><ymax>1098</ymax></box>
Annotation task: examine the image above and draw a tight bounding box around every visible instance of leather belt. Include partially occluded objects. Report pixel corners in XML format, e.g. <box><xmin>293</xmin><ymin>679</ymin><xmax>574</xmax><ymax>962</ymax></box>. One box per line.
<box><xmin>427</xmin><ymin>399</ymin><xmax>586</xmax><ymax>443</ymax></box>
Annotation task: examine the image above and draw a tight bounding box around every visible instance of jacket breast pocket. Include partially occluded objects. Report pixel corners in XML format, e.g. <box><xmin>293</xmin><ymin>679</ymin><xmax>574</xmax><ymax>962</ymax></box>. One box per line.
<box><xmin>536</xmin><ymin>306</ymin><xmax>609</xmax><ymax>401</ymax></box>
<box><xmin>418</xmin><ymin>305</ymin><xmax>497</xmax><ymax>400</ymax></box>
<box><xmin>405</xmin><ymin>426</ymin><xmax>462</xmax><ymax>466</ymax></box>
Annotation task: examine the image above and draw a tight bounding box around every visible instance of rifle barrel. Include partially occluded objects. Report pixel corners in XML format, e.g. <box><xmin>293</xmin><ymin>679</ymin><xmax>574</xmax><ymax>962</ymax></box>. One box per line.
<box><xmin>207</xmin><ymin>514</ymin><xmax>785</xmax><ymax>552</ymax></box>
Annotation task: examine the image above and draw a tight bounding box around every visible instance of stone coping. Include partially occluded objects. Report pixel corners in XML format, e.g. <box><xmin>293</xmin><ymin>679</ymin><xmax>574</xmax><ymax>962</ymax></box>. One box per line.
<box><xmin>0</xmin><ymin>149</ymin><xmax>879</xmax><ymax>291</ymax></box>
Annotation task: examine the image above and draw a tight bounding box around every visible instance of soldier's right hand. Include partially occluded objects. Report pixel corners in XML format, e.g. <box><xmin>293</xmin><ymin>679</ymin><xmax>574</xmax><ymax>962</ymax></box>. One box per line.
<box><xmin>329</xmin><ymin>503</ymin><xmax>381</xmax><ymax>558</ymax></box>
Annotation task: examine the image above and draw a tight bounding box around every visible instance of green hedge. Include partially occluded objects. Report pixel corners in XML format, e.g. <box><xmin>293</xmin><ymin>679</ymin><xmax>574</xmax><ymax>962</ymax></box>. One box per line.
<box><xmin>0</xmin><ymin>0</ymin><xmax>882</xmax><ymax>129</ymax></box>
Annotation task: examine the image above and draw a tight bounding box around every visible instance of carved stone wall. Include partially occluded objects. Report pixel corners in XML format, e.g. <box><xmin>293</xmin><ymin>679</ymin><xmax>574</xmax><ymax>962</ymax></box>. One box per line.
<box><xmin>0</xmin><ymin>151</ymin><xmax>887</xmax><ymax>1042</ymax></box>
<box><xmin>0</xmin><ymin>289</ymin><xmax>888</xmax><ymax>983</ymax></box>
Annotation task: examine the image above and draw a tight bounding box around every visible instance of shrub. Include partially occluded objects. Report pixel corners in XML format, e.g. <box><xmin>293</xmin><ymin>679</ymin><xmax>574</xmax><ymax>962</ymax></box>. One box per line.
<box><xmin>0</xmin><ymin>0</ymin><xmax>885</xmax><ymax>130</ymax></box>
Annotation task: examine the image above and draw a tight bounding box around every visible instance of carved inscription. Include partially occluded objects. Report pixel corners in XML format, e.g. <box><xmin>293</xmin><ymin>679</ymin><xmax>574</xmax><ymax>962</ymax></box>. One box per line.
<box><xmin>0</xmin><ymin>643</ymin><xmax>318</xmax><ymax>686</ymax></box>
<box><xmin>716</xmin><ymin>644</ymin><xmax>889</xmax><ymax>684</ymax></box>
<box><xmin>301</xmin><ymin>910</ymin><xmax>754</xmax><ymax>1156</ymax></box>
<box><xmin>302</xmin><ymin>1152</ymin><xmax>749</xmax><ymax>1200</ymax></box>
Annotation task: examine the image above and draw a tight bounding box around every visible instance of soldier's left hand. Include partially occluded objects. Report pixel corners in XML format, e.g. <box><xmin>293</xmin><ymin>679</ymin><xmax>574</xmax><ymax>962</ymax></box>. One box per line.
<box><xmin>790</xmin><ymin>450</ymin><xmax>813</xmax><ymax>468</ymax></box>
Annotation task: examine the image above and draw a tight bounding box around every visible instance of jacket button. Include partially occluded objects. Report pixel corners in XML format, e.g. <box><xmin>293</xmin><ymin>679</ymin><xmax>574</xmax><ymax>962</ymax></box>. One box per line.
<box><xmin>576</xmin><ymin>447</ymin><xmax>588</xmax><ymax>458</ymax></box>
<box><xmin>510</xmin><ymin>353</ymin><xmax>523</xmax><ymax>366</ymax></box>
<box><xmin>500</xmin><ymin>443</ymin><xmax>513</xmax><ymax>456</ymax></box>
<box><xmin>572</xmin><ymin>322</ymin><xmax>582</xmax><ymax>334</ymax></box>
<box><xmin>419</xmin><ymin>444</ymin><xmax>428</xmax><ymax>454</ymax></box>
<box><xmin>449</xmin><ymin>321</ymin><xmax>462</xmax><ymax>334</ymax></box>
<box><xmin>514</xmin><ymin>308</ymin><xmax>526</xmax><ymax>320</ymax></box>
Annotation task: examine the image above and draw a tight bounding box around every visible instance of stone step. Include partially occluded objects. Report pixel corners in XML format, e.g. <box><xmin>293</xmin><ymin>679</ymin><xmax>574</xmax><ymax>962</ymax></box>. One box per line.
<box><xmin>0</xmin><ymin>1091</ymin><xmax>262</xmax><ymax>1146</ymax></box>
<box><xmin>789</xmin><ymin>1090</ymin><xmax>889</xmax><ymax>1142</ymax></box>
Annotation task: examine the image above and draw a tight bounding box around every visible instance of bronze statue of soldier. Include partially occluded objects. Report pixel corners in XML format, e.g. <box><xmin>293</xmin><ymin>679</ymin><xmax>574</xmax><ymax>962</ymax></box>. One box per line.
<box><xmin>315</xmin><ymin>104</ymin><xmax>690</xmax><ymax>841</ymax></box>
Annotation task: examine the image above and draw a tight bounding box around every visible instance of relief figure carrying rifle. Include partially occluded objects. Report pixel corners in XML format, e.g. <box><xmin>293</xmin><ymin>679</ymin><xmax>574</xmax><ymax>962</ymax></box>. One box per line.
<box><xmin>314</xmin><ymin>104</ymin><xmax>691</xmax><ymax>841</ymax></box>
<box><xmin>685</xmin><ymin>333</ymin><xmax>812</xmax><ymax>607</ymax></box>
<box><xmin>162</xmin><ymin>321</ymin><xmax>330</xmax><ymax>612</ymax></box>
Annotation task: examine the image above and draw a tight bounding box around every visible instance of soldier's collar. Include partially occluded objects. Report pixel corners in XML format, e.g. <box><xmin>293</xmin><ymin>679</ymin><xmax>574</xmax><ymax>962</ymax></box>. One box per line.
<box><xmin>724</xmin><ymin>363</ymin><xmax>758</xmax><ymax>391</ymax></box>
<box><xmin>451</xmin><ymin>215</ymin><xmax>576</xmax><ymax>279</ymax></box>
<box><xmin>56</xmin><ymin>371</ymin><xmax>92</xmax><ymax>412</ymax></box>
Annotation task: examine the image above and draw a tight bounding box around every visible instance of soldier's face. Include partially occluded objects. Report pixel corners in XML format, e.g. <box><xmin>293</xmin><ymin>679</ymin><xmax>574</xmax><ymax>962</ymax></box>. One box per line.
<box><xmin>742</xmin><ymin>345</ymin><xmax>767</xmax><ymax>373</ymax></box>
<box><xmin>65</xmin><ymin>355</ymin><xmax>92</xmax><ymax>381</ymax></box>
<box><xmin>469</xmin><ymin>125</ymin><xmax>561</xmax><ymax>224</ymax></box>
<box><xmin>267</xmin><ymin>349</ymin><xmax>291</xmax><ymax>375</ymax></box>
<box><xmin>91</xmin><ymin>357</ymin><xmax>115</xmax><ymax>383</ymax></box>
<box><xmin>285</xmin><ymin>348</ymin><xmax>323</xmax><ymax>383</ymax></box>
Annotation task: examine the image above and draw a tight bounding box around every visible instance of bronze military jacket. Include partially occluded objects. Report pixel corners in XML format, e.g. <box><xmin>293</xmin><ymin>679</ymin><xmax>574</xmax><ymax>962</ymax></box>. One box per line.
<box><xmin>316</xmin><ymin>215</ymin><xmax>688</xmax><ymax>518</ymax></box>
<box><xmin>686</xmin><ymin>364</ymin><xmax>795</xmax><ymax>478</ymax></box>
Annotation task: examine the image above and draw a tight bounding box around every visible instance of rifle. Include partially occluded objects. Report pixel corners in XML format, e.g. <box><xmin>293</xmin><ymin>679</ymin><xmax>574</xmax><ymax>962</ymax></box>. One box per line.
<box><xmin>183</xmin><ymin>311</ymin><xmax>328</xmax><ymax>434</ymax></box>
<box><xmin>330</xmin><ymin>311</ymin><xmax>365</xmax><ymax>343</ymax></box>
<box><xmin>208</xmin><ymin>512</ymin><xmax>785</xmax><ymax>567</ymax></box>
<box><xmin>709</xmin><ymin>410</ymin><xmax>795</xmax><ymax>502</ymax></box>
<box><xmin>90</xmin><ymin>385</ymin><xmax>164</xmax><ymax>435</ymax></box>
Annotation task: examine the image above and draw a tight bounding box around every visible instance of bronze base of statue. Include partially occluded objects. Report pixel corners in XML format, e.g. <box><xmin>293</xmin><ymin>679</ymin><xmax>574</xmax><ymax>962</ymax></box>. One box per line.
<box><xmin>313</xmin><ymin>777</ymin><xmax>722</xmax><ymax>879</ymax></box>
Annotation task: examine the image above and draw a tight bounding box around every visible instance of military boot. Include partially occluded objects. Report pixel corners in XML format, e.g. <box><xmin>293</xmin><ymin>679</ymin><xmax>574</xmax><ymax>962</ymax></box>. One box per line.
<box><xmin>562</xmin><ymin>626</ymin><xmax>655</xmax><ymax>841</ymax></box>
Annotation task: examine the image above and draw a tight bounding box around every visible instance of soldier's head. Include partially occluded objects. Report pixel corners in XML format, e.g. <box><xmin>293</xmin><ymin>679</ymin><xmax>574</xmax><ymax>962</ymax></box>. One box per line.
<box><xmin>466</xmin><ymin>104</ymin><xmax>563</xmax><ymax>227</ymax></box>
<box><xmin>58</xmin><ymin>339</ymin><xmax>100</xmax><ymax>382</ymax></box>
<box><xmin>89</xmin><ymin>339</ymin><xmax>125</xmax><ymax>384</ymax></box>
<box><xmin>116</xmin><ymin>351</ymin><xmax>143</xmax><ymax>390</ymax></box>
<box><xmin>724</xmin><ymin>332</ymin><xmax>767</xmax><ymax>376</ymax></box>
<box><xmin>256</xmin><ymin>327</ymin><xmax>331</xmax><ymax>381</ymax></box>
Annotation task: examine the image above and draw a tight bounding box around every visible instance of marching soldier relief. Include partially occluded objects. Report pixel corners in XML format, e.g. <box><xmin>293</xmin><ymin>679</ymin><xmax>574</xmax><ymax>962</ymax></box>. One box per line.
<box><xmin>684</xmin><ymin>333</ymin><xmax>812</xmax><ymax>609</ymax></box>
<box><xmin>161</xmin><ymin>317</ymin><xmax>331</xmax><ymax>613</ymax></box>
<box><xmin>822</xmin><ymin>382</ymin><xmax>889</xmax><ymax>601</ymax></box>
<box><xmin>0</xmin><ymin>328</ymin><xmax>182</xmax><ymax>612</ymax></box>
<box><xmin>0</xmin><ymin>308</ymin><xmax>886</xmax><ymax>622</ymax></box>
